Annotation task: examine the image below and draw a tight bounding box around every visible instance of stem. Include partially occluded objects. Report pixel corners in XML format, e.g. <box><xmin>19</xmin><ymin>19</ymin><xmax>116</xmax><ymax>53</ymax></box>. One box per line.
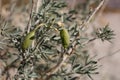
<box><xmin>86</xmin><ymin>0</ymin><xmax>105</xmax><ymax>25</ymax></box>
<box><xmin>0</xmin><ymin>0</ymin><xmax>2</xmax><ymax>19</ymax></box>
<box><xmin>81</xmin><ymin>0</ymin><xmax>105</xmax><ymax>30</ymax></box>
<box><xmin>98</xmin><ymin>49</ymin><xmax>120</xmax><ymax>61</ymax></box>
<box><xmin>82</xmin><ymin>38</ymin><xmax>97</xmax><ymax>46</ymax></box>
<box><xmin>34</xmin><ymin>23</ymin><xmax>47</xmax><ymax>31</ymax></box>
<box><xmin>26</xmin><ymin>0</ymin><xmax>34</xmax><ymax>33</ymax></box>
<box><xmin>36</xmin><ymin>0</ymin><xmax>42</xmax><ymax>13</ymax></box>
<box><xmin>45</xmin><ymin>53</ymin><xmax>68</xmax><ymax>80</ymax></box>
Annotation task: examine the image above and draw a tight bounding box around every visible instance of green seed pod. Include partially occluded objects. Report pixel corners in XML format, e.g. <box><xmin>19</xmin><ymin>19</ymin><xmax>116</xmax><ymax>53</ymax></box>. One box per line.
<box><xmin>60</xmin><ymin>28</ymin><xmax>70</xmax><ymax>48</ymax></box>
<box><xmin>22</xmin><ymin>30</ymin><xmax>35</xmax><ymax>50</ymax></box>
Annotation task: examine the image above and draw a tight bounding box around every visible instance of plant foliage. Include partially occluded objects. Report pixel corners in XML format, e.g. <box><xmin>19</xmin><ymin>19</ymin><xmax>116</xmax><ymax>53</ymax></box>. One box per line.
<box><xmin>0</xmin><ymin>0</ymin><xmax>115</xmax><ymax>80</ymax></box>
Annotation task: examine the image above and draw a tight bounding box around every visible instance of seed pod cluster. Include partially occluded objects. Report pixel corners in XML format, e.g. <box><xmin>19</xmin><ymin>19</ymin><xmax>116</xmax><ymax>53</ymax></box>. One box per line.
<box><xmin>22</xmin><ymin>30</ymin><xmax>35</xmax><ymax>50</ymax></box>
<box><xmin>60</xmin><ymin>28</ymin><xmax>70</xmax><ymax>48</ymax></box>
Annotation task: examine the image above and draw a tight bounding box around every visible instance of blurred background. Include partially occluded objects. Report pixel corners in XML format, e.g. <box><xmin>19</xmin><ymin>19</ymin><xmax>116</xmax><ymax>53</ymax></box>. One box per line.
<box><xmin>0</xmin><ymin>0</ymin><xmax>120</xmax><ymax>80</ymax></box>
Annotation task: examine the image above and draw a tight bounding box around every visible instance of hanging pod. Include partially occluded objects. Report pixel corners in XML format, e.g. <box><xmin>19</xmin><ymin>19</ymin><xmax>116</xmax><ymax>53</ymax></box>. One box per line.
<box><xmin>60</xmin><ymin>28</ymin><xmax>70</xmax><ymax>48</ymax></box>
<box><xmin>22</xmin><ymin>23</ymin><xmax>46</xmax><ymax>50</ymax></box>
<box><xmin>22</xmin><ymin>30</ymin><xmax>36</xmax><ymax>50</ymax></box>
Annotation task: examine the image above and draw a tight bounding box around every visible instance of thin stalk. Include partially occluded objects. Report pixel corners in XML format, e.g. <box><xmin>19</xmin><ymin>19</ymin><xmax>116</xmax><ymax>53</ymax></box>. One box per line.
<box><xmin>81</xmin><ymin>0</ymin><xmax>105</xmax><ymax>30</ymax></box>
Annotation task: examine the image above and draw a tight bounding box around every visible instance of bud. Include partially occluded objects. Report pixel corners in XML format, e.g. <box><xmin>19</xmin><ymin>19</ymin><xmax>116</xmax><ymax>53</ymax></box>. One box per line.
<box><xmin>57</xmin><ymin>22</ymin><xmax>65</xmax><ymax>27</ymax></box>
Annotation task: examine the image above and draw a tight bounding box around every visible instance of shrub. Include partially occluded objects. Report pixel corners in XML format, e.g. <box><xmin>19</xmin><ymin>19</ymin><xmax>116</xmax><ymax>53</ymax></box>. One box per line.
<box><xmin>0</xmin><ymin>0</ymin><xmax>114</xmax><ymax>80</ymax></box>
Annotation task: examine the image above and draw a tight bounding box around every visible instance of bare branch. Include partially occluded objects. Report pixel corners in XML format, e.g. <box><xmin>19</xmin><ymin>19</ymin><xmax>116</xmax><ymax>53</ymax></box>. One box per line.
<box><xmin>98</xmin><ymin>49</ymin><xmax>120</xmax><ymax>61</ymax></box>
<box><xmin>81</xmin><ymin>0</ymin><xmax>105</xmax><ymax>30</ymax></box>
<box><xmin>26</xmin><ymin>0</ymin><xmax>34</xmax><ymax>33</ymax></box>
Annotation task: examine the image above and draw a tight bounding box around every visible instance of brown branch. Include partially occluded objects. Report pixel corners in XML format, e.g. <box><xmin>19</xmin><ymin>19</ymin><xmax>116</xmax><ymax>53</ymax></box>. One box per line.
<box><xmin>45</xmin><ymin>53</ymin><xmax>68</xmax><ymax>79</ymax></box>
<box><xmin>44</xmin><ymin>42</ymin><xmax>78</xmax><ymax>80</ymax></box>
<box><xmin>37</xmin><ymin>1</ymin><xmax>105</xmax><ymax>80</ymax></box>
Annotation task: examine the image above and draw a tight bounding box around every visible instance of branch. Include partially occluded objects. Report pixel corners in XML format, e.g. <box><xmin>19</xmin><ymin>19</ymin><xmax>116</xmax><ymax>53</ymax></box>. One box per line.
<box><xmin>0</xmin><ymin>0</ymin><xmax>2</xmax><ymax>18</ymax></box>
<box><xmin>46</xmin><ymin>54</ymin><xmax>67</xmax><ymax>74</ymax></box>
<box><xmin>98</xmin><ymin>49</ymin><xmax>120</xmax><ymax>61</ymax></box>
<box><xmin>26</xmin><ymin>0</ymin><xmax>34</xmax><ymax>33</ymax></box>
<box><xmin>45</xmin><ymin>53</ymin><xmax>68</xmax><ymax>80</ymax></box>
<box><xmin>86</xmin><ymin>0</ymin><xmax>105</xmax><ymax>24</ymax></box>
<box><xmin>36</xmin><ymin>0</ymin><xmax>42</xmax><ymax>13</ymax></box>
<box><xmin>44</xmin><ymin>0</ymin><xmax>105</xmax><ymax>78</ymax></box>
<box><xmin>81</xmin><ymin>0</ymin><xmax>105</xmax><ymax>29</ymax></box>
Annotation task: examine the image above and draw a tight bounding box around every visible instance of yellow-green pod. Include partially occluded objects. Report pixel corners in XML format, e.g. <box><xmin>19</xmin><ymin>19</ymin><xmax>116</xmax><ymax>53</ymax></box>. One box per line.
<box><xmin>22</xmin><ymin>30</ymin><xmax>35</xmax><ymax>50</ymax></box>
<box><xmin>60</xmin><ymin>28</ymin><xmax>70</xmax><ymax>48</ymax></box>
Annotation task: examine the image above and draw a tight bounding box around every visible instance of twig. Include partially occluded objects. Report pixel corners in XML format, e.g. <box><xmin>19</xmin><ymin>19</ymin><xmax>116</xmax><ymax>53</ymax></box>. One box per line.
<box><xmin>97</xmin><ymin>0</ymin><xmax>109</xmax><ymax>17</ymax></box>
<box><xmin>45</xmin><ymin>53</ymin><xmax>68</xmax><ymax>80</ymax></box>
<box><xmin>0</xmin><ymin>0</ymin><xmax>2</xmax><ymax>19</ymax></box>
<box><xmin>98</xmin><ymin>49</ymin><xmax>120</xmax><ymax>61</ymax></box>
<box><xmin>86</xmin><ymin>0</ymin><xmax>104</xmax><ymax>24</ymax></box>
<box><xmin>36</xmin><ymin>0</ymin><xmax>42</xmax><ymax>13</ymax></box>
<box><xmin>26</xmin><ymin>0</ymin><xmax>34</xmax><ymax>33</ymax></box>
<box><xmin>81</xmin><ymin>0</ymin><xmax>105</xmax><ymax>29</ymax></box>
<box><xmin>87</xmin><ymin>74</ymin><xmax>94</xmax><ymax>80</ymax></box>
<box><xmin>49</xmin><ymin>42</ymin><xmax>74</xmax><ymax>77</ymax></box>
<box><xmin>45</xmin><ymin>32</ymin><xmax>77</xmax><ymax>80</ymax></box>
<box><xmin>44</xmin><ymin>19</ymin><xmax>76</xmax><ymax>79</ymax></box>
<box><xmin>81</xmin><ymin>38</ymin><xmax>97</xmax><ymax>46</ymax></box>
